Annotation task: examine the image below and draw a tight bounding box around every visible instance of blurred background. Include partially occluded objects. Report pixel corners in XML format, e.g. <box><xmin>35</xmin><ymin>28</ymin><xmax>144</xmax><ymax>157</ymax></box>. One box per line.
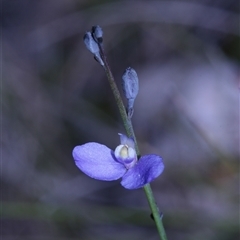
<box><xmin>2</xmin><ymin>0</ymin><xmax>239</xmax><ymax>240</ymax></box>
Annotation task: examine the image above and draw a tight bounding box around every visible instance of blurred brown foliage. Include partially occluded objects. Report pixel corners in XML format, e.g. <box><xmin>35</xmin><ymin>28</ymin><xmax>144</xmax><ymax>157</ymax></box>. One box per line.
<box><xmin>2</xmin><ymin>0</ymin><xmax>239</xmax><ymax>240</ymax></box>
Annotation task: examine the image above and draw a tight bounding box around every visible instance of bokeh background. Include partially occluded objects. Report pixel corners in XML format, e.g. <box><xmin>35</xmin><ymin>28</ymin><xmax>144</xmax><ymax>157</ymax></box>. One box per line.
<box><xmin>2</xmin><ymin>0</ymin><xmax>239</xmax><ymax>240</ymax></box>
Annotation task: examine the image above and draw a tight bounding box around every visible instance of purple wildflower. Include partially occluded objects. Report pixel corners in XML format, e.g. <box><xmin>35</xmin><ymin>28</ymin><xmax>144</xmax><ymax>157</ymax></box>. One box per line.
<box><xmin>72</xmin><ymin>134</ymin><xmax>164</xmax><ymax>189</ymax></box>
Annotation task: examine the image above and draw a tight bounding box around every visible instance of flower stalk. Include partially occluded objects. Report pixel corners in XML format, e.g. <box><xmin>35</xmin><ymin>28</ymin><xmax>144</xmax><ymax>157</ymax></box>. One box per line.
<box><xmin>82</xmin><ymin>25</ymin><xmax>168</xmax><ymax>239</ymax></box>
<box><xmin>93</xmin><ymin>26</ymin><xmax>168</xmax><ymax>240</ymax></box>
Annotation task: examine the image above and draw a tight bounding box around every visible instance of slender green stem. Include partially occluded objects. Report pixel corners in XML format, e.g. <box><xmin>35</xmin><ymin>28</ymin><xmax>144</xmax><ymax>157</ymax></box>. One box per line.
<box><xmin>100</xmin><ymin>51</ymin><xmax>139</xmax><ymax>154</ymax></box>
<box><xmin>98</xmin><ymin>42</ymin><xmax>168</xmax><ymax>240</ymax></box>
<box><xmin>144</xmin><ymin>184</ymin><xmax>168</xmax><ymax>240</ymax></box>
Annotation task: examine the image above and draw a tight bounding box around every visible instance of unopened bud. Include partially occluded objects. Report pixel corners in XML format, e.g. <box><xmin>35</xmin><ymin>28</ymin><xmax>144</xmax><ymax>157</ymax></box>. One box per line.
<box><xmin>83</xmin><ymin>32</ymin><xmax>99</xmax><ymax>54</ymax></box>
<box><xmin>92</xmin><ymin>25</ymin><xmax>103</xmax><ymax>43</ymax></box>
<box><xmin>83</xmin><ymin>32</ymin><xmax>104</xmax><ymax>66</ymax></box>
<box><xmin>122</xmin><ymin>67</ymin><xmax>139</xmax><ymax>100</ymax></box>
<box><xmin>122</xmin><ymin>67</ymin><xmax>139</xmax><ymax>118</ymax></box>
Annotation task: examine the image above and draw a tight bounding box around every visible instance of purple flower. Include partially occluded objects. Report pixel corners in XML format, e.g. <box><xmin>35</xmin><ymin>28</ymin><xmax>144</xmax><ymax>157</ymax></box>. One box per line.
<box><xmin>72</xmin><ymin>134</ymin><xmax>164</xmax><ymax>189</ymax></box>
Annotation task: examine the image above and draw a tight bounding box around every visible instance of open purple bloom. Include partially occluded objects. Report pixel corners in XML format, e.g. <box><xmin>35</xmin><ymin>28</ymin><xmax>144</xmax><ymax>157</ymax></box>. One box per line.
<box><xmin>72</xmin><ymin>134</ymin><xmax>164</xmax><ymax>189</ymax></box>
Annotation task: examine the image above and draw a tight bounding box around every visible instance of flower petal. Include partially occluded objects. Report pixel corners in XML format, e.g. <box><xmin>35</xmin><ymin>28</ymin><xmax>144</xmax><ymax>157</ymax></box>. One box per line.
<box><xmin>121</xmin><ymin>154</ymin><xmax>164</xmax><ymax>189</ymax></box>
<box><xmin>73</xmin><ymin>143</ymin><xmax>126</xmax><ymax>181</ymax></box>
<box><xmin>118</xmin><ymin>133</ymin><xmax>135</xmax><ymax>148</ymax></box>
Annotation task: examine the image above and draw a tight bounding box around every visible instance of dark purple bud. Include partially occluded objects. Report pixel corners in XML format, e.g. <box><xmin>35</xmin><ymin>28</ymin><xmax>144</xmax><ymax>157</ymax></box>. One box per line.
<box><xmin>92</xmin><ymin>25</ymin><xmax>103</xmax><ymax>43</ymax></box>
